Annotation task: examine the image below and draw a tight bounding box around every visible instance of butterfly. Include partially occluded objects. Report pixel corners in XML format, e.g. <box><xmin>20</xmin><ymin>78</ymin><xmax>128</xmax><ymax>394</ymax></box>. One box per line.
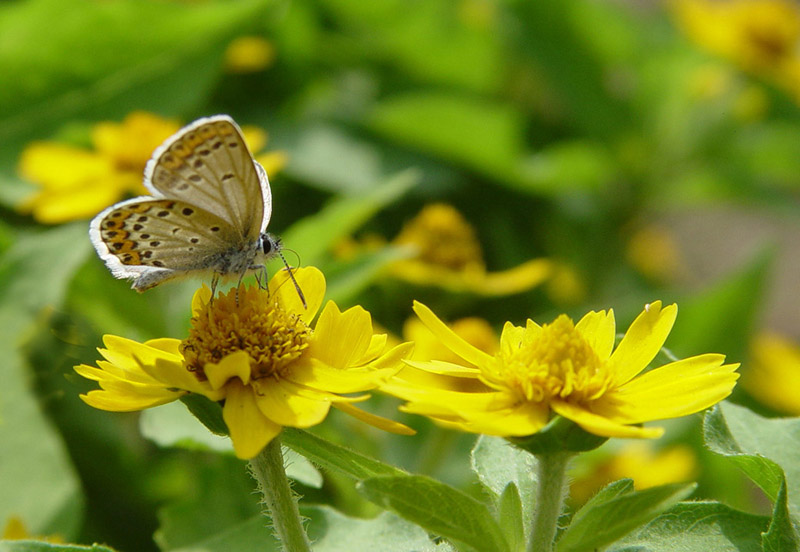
<box><xmin>89</xmin><ymin>115</ymin><xmax>303</xmax><ymax>302</ymax></box>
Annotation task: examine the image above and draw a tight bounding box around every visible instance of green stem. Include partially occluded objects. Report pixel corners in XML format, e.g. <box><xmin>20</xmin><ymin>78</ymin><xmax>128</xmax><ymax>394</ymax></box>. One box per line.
<box><xmin>528</xmin><ymin>452</ymin><xmax>572</xmax><ymax>552</ymax></box>
<box><xmin>249</xmin><ymin>436</ymin><xmax>311</xmax><ymax>552</ymax></box>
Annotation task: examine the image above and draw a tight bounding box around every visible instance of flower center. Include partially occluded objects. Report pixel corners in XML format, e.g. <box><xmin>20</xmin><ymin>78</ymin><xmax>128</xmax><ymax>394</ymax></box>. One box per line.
<box><xmin>484</xmin><ymin>315</ymin><xmax>612</xmax><ymax>404</ymax></box>
<box><xmin>394</xmin><ymin>203</ymin><xmax>485</xmax><ymax>272</ymax></box>
<box><xmin>180</xmin><ymin>285</ymin><xmax>310</xmax><ymax>381</ymax></box>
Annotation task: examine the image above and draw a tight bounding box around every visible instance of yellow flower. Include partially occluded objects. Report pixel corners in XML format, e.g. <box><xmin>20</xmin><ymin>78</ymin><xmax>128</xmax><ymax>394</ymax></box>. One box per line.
<box><xmin>224</xmin><ymin>35</ymin><xmax>276</xmax><ymax>73</ymax></box>
<box><xmin>2</xmin><ymin>516</ymin><xmax>63</xmax><ymax>543</ymax></box>
<box><xmin>672</xmin><ymin>0</ymin><xmax>800</xmax><ymax>98</ymax></box>
<box><xmin>18</xmin><ymin>112</ymin><xmax>287</xmax><ymax>224</ymax></box>
<box><xmin>386</xmin><ymin>301</ymin><xmax>739</xmax><ymax>440</ymax></box>
<box><xmin>570</xmin><ymin>442</ymin><xmax>698</xmax><ymax>505</ymax></box>
<box><xmin>75</xmin><ymin>267</ymin><xmax>414</xmax><ymax>459</ymax></box>
<box><xmin>625</xmin><ymin>224</ymin><xmax>685</xmax><ymax>283</ymax></box>
<box><xmin>389</xmin><ymin>203</ymin><xmax>553</xmax><ymax>295</ymax></box>
<box><xmin>742</xmin><ymin>332</ymin><xmax>800</xmax><ymax>415</ymax></box>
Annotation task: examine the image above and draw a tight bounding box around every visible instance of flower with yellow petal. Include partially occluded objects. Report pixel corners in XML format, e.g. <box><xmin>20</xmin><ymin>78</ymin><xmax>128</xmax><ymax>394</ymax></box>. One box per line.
<box><xmin>385</xmin><ymin>300</ymin><xmax>739</xmax><ymax>440</ymax></box>
<box><xmin>75</xmin><ymin>267</ymin><xmax>414</xmax><ymax>459</ymax></box>
<box><xmin>388</xmin><ymin>203</ymin><xmax>553</xmax><ymax>295</ymax></box>
<box><xmin>672</xmin><ymin>0</ymin><xmax>800</xmax><ymax>100</ymax></box>
<box><xmin>742</xmin><ymin>332</ymin><xmax>800</xmax><ymax>415</ymax></box>
<box><xmin>569</xmin><ymin>442</ymin><xmax>698</xmax><ymax>505</ymax></box>
<box><xmin>625</xmin><ymin>224</ymin><xmax>686</xmax><ymax>283</ymax></box>
<box><xmin>224</xmin><ymin>35</ymin><xmax>276</xmax><ymax>73</ymax></box>
<box><xmin>18</xmin><ymin>112</ymin><xmax>287</xmax><ymax>224</ymax></box>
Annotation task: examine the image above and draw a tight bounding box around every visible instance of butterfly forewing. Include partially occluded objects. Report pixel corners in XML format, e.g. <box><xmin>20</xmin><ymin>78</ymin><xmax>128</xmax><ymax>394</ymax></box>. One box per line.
<box><xmin>93</xmin><ymin>198</ymin><xmax>240</xmax><ymax>274</ymax></box>
<box><xmin>144</xmin><ymin>116</ymin><xmax>267</xmax><ymax>241</ymax></box>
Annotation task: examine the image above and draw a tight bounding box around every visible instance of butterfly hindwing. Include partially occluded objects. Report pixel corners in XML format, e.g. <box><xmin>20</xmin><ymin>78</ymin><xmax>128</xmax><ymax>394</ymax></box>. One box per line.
<box><xmin>90</xmin><ymin>197</ymin><xmax>242</xmax><ymax>280</ymax></box>
<box><xmin>143</xmin><ymin>115</ymin><xmax>269</xmax><ymax>241</ymax></box>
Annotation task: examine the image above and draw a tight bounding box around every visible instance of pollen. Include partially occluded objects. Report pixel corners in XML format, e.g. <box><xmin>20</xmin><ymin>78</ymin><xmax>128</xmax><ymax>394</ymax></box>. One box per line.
<box><xmin>394</xmin><ymin>204</ymin><xmax>485</xmax><ymax>272</ymax></box>
<box><xmin>180</xmin><ymin>285</ymin><xmax>310</xmax><ymax>381</ymax></box>
<box><xmin>486</xmin><ymin>315</ymin><xmax>613</xmax><ymax>404</ymax></box>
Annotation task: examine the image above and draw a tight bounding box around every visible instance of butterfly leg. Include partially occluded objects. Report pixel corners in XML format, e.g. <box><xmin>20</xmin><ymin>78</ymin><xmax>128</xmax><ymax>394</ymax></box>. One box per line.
<box><xmin>210</xmin><ymin>273</ymin><xmax>220</xmax><ymax>303</ymax></box>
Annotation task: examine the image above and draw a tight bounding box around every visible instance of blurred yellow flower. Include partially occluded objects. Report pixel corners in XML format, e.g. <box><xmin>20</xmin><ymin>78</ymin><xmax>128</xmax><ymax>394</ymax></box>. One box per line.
<box><xmin>625</xmin><ymin>224</ymin><xmax>685</xmax><ymax>283</ymax></box>
<box><xmin>742</xmin><ymin>332</ymin><xmax>800</xmax><ymax>415</ymax></box>
<box><xmin>389</xmin><ymin>203</ymin><xmax>553</xmax><ymax>295</ymax></box>
<box><xmin>2</xmin><ymin>516</ymin><xmax>62</xmax><ymax>543</ymax></box>
<box><xmin>570</xmin><ymin>443</ymin><xmax>698</xmax><ymax>505</ymax></box>
<box><xmin>673</xmin><ymin>0</ymin><xmax>800</xmax><ymax>99</ymax></box>
<box><xmin>18</xmin><ymin>112</ymin><xmax>288</xmax><ymax>224</ymax></box>
<box><xmin>386</xmin><ymin>301</ymin><xmax>739</xmax><ymax>439</ymax></box>
<box><xmin>224</xmin><ymin>35</ymin><xmax>276</xmax><ymax>74</ymax></box>
<box><xmin>75</xmin><ymin>267</ymin><xmax>414</xmax><ymax>459</ymax></box>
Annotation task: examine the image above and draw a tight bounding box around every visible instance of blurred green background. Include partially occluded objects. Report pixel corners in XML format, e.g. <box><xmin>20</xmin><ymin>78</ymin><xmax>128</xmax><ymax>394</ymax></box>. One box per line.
<box><xmin>2</xmin><ymin>0</ymin><xmax>800</xmax><ymax>549</ymax></box>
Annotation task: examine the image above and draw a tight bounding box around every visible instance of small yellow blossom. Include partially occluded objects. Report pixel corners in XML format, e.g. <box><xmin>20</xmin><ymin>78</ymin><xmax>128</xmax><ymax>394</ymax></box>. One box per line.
<box><xmin>385</xmin><ymin>301</ymin><xmax>739</xmax><ymax>440</ymax></box>
<box><xmin>75</xmin><ymin>267</ymin><xmax>414</xmax><ymax>459</ymax></box>
<box><xmin>2</xmin><ymin>516</ymin><xmax>63</xmax><ymax>543</ymax></box>
<box><xmin>570</xmin><ymin>442</ymin><xmax>698</xmax><ymax>504</ymax></box>
<box><xmin>742</xmin><ymin>332</ymin><xmax>800</xmax><ymax>415</ymax></box>
<box><xmin>18</xmin><ymin>112</ymin><xmax>287</xmax><ymax>224</ymax></box>
<box><xmin>224</xmin><ymin>35</ymin><xmax>276</xmax><ymax>73</ymax></box>
<box><xmin>388</xmin><ymin>203</ymin><xmax>553</xmax><ymax>295</ymax></box>
<box><xmin>625</xmin><ymin>224</ymin><xmax>685</xmax><ymax>283</ymax></box>
<box><xmin>673</xmin><ymin>0</ymin><xmax>800</xmax><ymax>100</ymax></box>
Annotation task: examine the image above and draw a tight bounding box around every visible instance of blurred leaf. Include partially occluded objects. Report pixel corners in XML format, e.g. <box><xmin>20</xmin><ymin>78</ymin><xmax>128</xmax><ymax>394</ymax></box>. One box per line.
<box><xmin>359</xmin><ymin>474</ymin><xmax>509</xmax><ymax>552</ymax></box>
<box><xmin>763</xmin><ymin>478</ymin><xmax>800</xmax><ymax>552</ymax></box>
<box><xmin>0</xmin><ymin>0</ymin><xmax>273</xmax><ymax>165</ymax></box>
<box><xmin>0</xmin><ymin>223</ymin><xmax>89</xmax><ymax>538</ymax></box>
<box><xmin>556</xmin><ymin>482</ymin><xmax>696</xmax><ymax>552</ymax></box>
<box><xmin>705</xmin><ymin>402</ymin><xmax>800</xmax><ymax>514</ymax></box>
<box><xmin>517</xmin><ymin>140</ymin><xmax>617</xmax><ymax>194</ymax></box>
<box><xmin>667</xmin><ymin>249</ymin><xmax>771</xmax><ymax>362</ymax></box>
<box><xmin>470</xmin><ymin>436</ymin><xmax>536</xmax><ymax>534</ymax></box>
<box><xmin>321</xmin><ymin>0</ymin><xmax>502</xmax><ymax>93</ymax></box>
<box><xmin>508</xmin><ymin>0</ymin><xmax>631</xmax><ymax>138</ymax></box>
<box><xmin>285</xmin><ymin>125</ymin><xmax>384</xmax><ymax>193</ymax></box>
<box><xmin>155</xmin><ymin>455</ymin><xmax>262</xmax><ymax>550</ymax></box>
<box><xmin>607</xmin><ymin>502</ymin><xmax>768</xmax><ymax>552</ymax></box>
<box><xmin>0</xmin><ymin>544</ymin><xmax>116</xmax><ymax>552</ymax></box>
<box><xmin>283</xmin><ymin>169</ymin><xmax>418</xmax><ymax>266</ymax></box>
<box><xmin>367</xmin><ymin>92</ymin><xmax>524</xmax><ymax>180</ymax></box>
<box><xmin>167</xmin><ymin>515</ymin><xmax>278</xmax><ymax>552</ymax></box>
<box><xmin>281</xmin><ymin>428</ymin><xmax>405</xmax><ymax>480</ymax></box>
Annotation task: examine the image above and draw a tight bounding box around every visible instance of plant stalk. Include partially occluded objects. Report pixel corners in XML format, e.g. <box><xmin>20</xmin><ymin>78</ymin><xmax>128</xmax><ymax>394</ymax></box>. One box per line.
<box><xmin>528</xmin><ymin>451</ymin><xmax>572</xmax><ymax>552</ymax></box>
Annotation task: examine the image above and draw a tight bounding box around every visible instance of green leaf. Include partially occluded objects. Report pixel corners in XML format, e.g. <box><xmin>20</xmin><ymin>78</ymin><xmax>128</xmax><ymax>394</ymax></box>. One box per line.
<box><xmin>283</xmin><ymin>169</ymin><xmax>418</xmax><ymax>267</ymax></box>
<box><xmin>179</xmin><ymin>394</ymin><xmax>229</xmax><ymax>437</ymax></box>
<box><xmin>607</xmin><ymin>501</ymin><xmax>768</xmax><ymax>552</ymax></box>
<box><xmin>164</xmin><ymin>513</ymin><xmax>277</xmax><ymax>552</ymax></box>
<box><xmin>359</xmin><ymin>474</ymin><xmax>509</xmax><ymax>552</ymax></box>
<box><xmin>498</xmin><ymin>484</ymin><xmax>525</xmax><ymax>552</ymax></box>
<box><xmin>470</xmin><ymin>436</ymin><xmax>536</xmax><ymax>535</ymax></box>
<box><xmin>367</xmin><ymin>92</ymin><xmax>524</xmax><ymax>178</ymax></box>
<box><xmin>0</xmin><ymin>544</ymin><xmax>117</xmax><ymax>552</ymax></box>
<box><xmin>556</xmin><ymin>482</ymin><xmax>696</xmax><ymax>552</ymax></box>
<box><xmin>0</xmin><ymin>224</ymin><xmax>89</xmax><ymax>538</ymax></box>
<box><xmin>667</xmin><ymin>250</ymin><xmax>771</xmax><ymax>362</ymax></box>
<box><xmin>281</xmin><ymin>428</ymin><xmax>405</xmax><ymax>480</ymax></box>
<box><xmin>705</xmin><ymin>402</ymin><xmax>800</xmax><ymax>514</ymax></box>
<box><xmin>763</xmin><ymin>477</ymin><xmax>800</xmax><ymax>552</ymax></box>
<box><xmin>0</xmin><ymin>0</ymin><xmax>273</xmax><ymax>165</ymax></box>
<box><xmin>308</xmin><ymin>506</ymin><xmax>443</xmax><ymax>552</ymax></box>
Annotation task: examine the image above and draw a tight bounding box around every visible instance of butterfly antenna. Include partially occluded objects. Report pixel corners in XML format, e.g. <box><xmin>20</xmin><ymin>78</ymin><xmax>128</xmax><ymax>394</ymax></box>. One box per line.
<box><xmin>276</xmin><ymin>248</ymin><xmax>307</xmax><ymax>309</ymax></box>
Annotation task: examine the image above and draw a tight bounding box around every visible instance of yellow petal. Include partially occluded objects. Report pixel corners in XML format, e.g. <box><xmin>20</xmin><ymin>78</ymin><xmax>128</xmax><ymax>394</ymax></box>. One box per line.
<box><xmin>271</xmin><ymin>266</ymin><xmax>325</xmax><ymax>323</ymax></box>
<box><xmin>333</xmin><ymin>402</ymin><xmax>416</xmax><ymax>435</ymax></box>
<box><xmin>476</xmin><ymin>259</ymin><xmax>553</xmax><ymax>295</ymax></box>
<box><xmin>204</xmin><ymin>351</ymin><xmax>252</xmax><ymax>390</ymax></box>
<box><xmin>144</xmin><ymin>338</ymin><xmax>182</xmax><ymax>355</ymax></box>
<box><xmin>500</xmin><ymin>322</ymin><xmax>527</xmax><ymax>357</ymax></box>
<box><xmin>309</xmin><ymin>302</ymin><xmax>372</xmax><ymax>368</ymax></box>
<box><xmin>80</xmin><ymin>388</ymin><xmax>182</xmax><ymax>412</ymax></box>
<box><xmin>413</xmin><ymin>401</ymin><xmax>549</xmax><ymax>436</ymax></box>
<box><xmin>354</xmin><ymin>333</ymin><xmax>388</xmax><ymax>365</ymax></box>
<box><xmin>608</xmin><ymin>301</ymin><xmax>678</xmax><ymax>386</ymax></box>
<box><xmin>18</xmin><ymin>143</ymin><xmax>112</xmax><ymax>190</ymax></box>
<box><xmin>253</xmin><ymin>379</ymin><xmax>331</xmax><ymax>427</ymax></box>
<box><xmin>289</xmin><ymin>358</ymin><xmax>393</xmax><ymax>393</ymax></box>
<box><xmin>223</xmin><ymin>380</ymin><xmax>281</xmax><ymax>459</ymax></box>
<box><xmin>576</xmin><ymin>309</ymin><xmax>616</xmax><ymax>361</ymax></box>
<box><xmin>551</xmin><ymin>400</ymin><xmax>664</xmax><ymax>439</ymax></box>
<box><xmin>369</xmin><ymin>342</ymin><xmax>415</xmax><ymax>371</ymax></box>
<box><xmin>190</xmin><ymin>285</ymin><xmax>213</xmax><ymax>315</ymax></box>
<box><xmin>30</xmin><ymin>180</ymin><xmax>124</xmax><ymax>224</ymax></box>
<box><xmin>255</xmin><ymin>151</ymin><xmax>289</xmax><ymax>176</ymax></box>
<box><xmin>403</xmin><ymin>359</ymin><xmax>482</xmax><ymax>377</ymax></box>
<box><xmin>413</xmin><ymin>301</ymin><xmax>494</xmax><ymax>368</ymax></box>
<box><xmin>593</xmin><ymin>355</ymin><xmax>739</xmax><ymax>424</ymax></box>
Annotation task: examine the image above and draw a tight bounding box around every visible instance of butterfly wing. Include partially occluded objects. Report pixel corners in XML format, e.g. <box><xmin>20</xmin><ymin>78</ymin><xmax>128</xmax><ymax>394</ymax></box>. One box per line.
<box><xmin>143</xmin><ymin>115</ymin><xmax>271</xmax><ymax>242</ymax></box>
<box><xmin>89</xmin><ymin>197</ymin><xmax>245</xmax><ymax>291</ymax></box>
